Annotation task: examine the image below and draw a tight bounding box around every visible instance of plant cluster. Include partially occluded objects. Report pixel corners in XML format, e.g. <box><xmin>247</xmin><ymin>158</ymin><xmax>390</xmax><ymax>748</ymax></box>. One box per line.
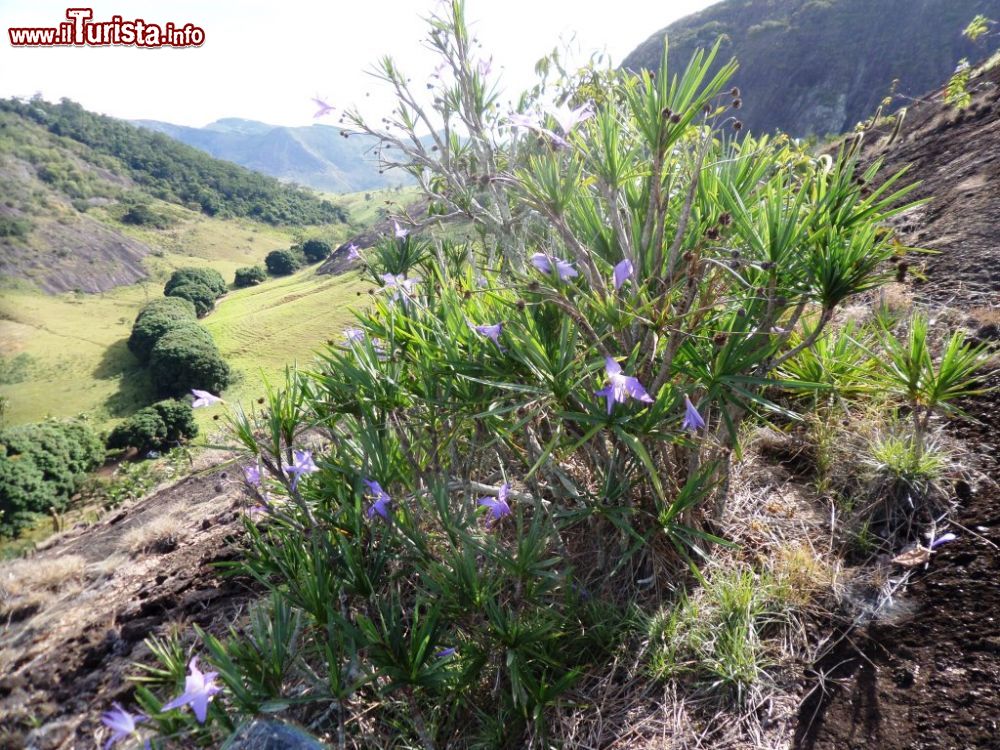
<box><xmin>234</xmin><ymin>265</ymin><xmax>267</xmax><ymax>288</ymax></box>
<box><xmin>163</xmin><ymin>267</ymin><xmax>228</xmax><ymax>317</ymax></box>
<box><xmin>107</xmin><ymin>3</ymin><xmax>993</xmax><ymax>748</ymax></box>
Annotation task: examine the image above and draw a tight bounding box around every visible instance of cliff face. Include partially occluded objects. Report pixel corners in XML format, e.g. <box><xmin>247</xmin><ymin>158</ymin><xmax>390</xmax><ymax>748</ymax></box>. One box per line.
<box><xmin>623</xmin><ymin>0</ymin><xmax>1000</xmax><ymax>137</ymax></box>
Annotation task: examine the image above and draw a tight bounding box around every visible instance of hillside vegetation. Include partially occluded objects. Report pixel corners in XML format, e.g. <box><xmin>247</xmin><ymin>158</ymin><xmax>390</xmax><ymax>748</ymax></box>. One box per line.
<box><xmin>623</xmin><ymin>0</ymin><xmax>1000</xmax><ymax>136</ymax></box>
<box><xmin>135</xmin><ymin>118</ymin><xmax>412</xmax><ymax>194</ymax></box>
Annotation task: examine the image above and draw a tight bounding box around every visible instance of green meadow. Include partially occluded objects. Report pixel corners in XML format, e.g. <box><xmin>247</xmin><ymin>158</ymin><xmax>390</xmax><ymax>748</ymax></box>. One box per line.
<box><xmin>0</xmin><ymin>210</ymin><xmax>363</xmax><ymax>435</ymax></box>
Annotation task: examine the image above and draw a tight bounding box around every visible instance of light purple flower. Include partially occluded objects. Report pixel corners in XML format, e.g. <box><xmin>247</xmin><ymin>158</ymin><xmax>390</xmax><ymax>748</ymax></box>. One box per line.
<box><xmin>435</xmin><ymin>647</ymin><xmax>457</xmax><ymax>659</ymax></box>
<box><xmin>594</xmin><ymin>357</ymin><xmax>654</xmax><ymax>414</ymax></box>
<box><xmin>285</xmin><ymin>450</ymin><xmax>319</xmax><ymax>489</ymax></box>
<box><xmin>476</xmin><ymin>57</ymin><xmax>492</xmax><ymax>77</ymax></box>
<box><xmin>930</xmin><ymin>532</ymin><xmax>957</xmax><ymax>550</ymax></box>
<box><xmin>363</xmin><ymin>479</ymin><xmax>392</xmax><ymax>520</ymax></box>
<box><xmin>100</xmin><ymin>703</ymin><xmax>145</xmax><ymax>749</ymax></box>
<box><xmin>530</xmin><ymin>252</ymin><xmax>578</xmax><ymax>282</ymax></box>
<box><xmin>478</xmin><ymin>483</ymin><xmax>512</xmax><ymax>522</ymax></box>
<box><xmin>392</xmin><ymin>221</ymin><xmax>409</xmax><ymax>239</ymax></box>
<box><xmin>311</xmin><ymin>97</ymin><xmax>335</xmax><ymax>118</ymax></box>
<box><xmin>345</xmin><ymin>243</ymin><xmax>361</xmax><ymax>261</ymax></box>
<box><xmin>190</xmin><ymin>389</ymin><xmax>223</xmax><ymax>408</ymax></box>
<box><xmin>682</xmin><ymin>396</ymin><xmax>706</xmax><ymax>432</ymax></box>
<box><xmin>161</xmin><ymin>656</ymin><xmax>222</xmax><ymax>724</ymax></box>
<box><xmin>613</xmin><ymin>259</ymin><xmax>635</xmax><ymax>291</ymax></box>
<box><xmin>507</xmin><ymin>112</ymin><xmax>570</xmax><ymax>148</ymax></box>
<box><xmin>243</xmin><ymin>464</ymin><xmax>261</xmax><ymax>487</ymax></box>
<box><xmin>344</xmin><ymin>328</ymin><xmax>365</xmax><ymax>344</ymax></box>
<box><xmin>468</xmin><ymin>321</ymin><xmax>503</xmax><ymax>348</ymax></box>
<box><xmin>548</xmin><ymin>102</ymin><xmax>593</xmax><ymax>134</ymax></box>
<box><xmin>381</xmin><ymin>273</ymin><xmax>419</xmax><ymax>301</ymax></box>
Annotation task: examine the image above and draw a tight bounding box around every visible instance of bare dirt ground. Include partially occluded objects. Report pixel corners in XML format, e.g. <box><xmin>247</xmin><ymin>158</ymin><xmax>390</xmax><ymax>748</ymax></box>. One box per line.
<box><xmin>0</xmin><ymin>452</ymin><xmax>258</xmax><ymax>749</ymax></box>
<box><xmin>795</xmin><ymin>64</ymin><xmax>1000</xmax><ymax>750</ymax></box>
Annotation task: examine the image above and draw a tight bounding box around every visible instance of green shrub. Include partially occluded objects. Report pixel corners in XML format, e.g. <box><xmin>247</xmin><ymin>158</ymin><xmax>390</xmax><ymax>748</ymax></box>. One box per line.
<box><xmin>121</xmin><ymin>201</ymin><xmax>173</xmax><ymax>228</ymax></box>
<box><xmin>149</xmin><ymin>327</ymin><xmax>232</xmax><ymax>397</ymax></box>
<box><xmin>128</xmin><ymin>297</ymin><xmax>198</xmax><ymax>364</ymax></box>
<box><xmin>165</xmin><ymin>282</ymin><xmax>217</xmax><ymax>317</ymax></box>
<box><xmin>301</xmin><ymin>239</ymin><xmax>332</xmax><ymax>263</ymax></box>
<box><xmin>164</xmin><ymin>267</ymin><xmax>227</xmax><ymax>298</ymax></box>
<box><xmin>234</xmin><ymin>265</ymin><xmax>267</xmax><ymax>288</ymax></box>
<box><xmin>0</xmin><ymin>419</ymin><xmax>104</xmax><ymax>535</ymax></box>
<box><xmin>264</xmin><ymin>249</ymin><xmax>300</xmax><ymax>276</ymax></box>
<box><xmin>106</xmin><ymin>399</ymin><xmax>198</xmax><ymax>454</ymax></box>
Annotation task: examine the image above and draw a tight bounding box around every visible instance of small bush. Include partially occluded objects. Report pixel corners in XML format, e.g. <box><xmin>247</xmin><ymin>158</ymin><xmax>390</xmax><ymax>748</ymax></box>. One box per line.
<box><xmin>234</xmin><ymin>265</ymin><xmax>267</xmax><ymax>288</ymax></box>
<box><xmin>301</xmin><ymin>239</ymin><xmax>332</xmax><ymax>263</ymax></box>
<box><xmin>149</xmin><ymin>327</ymin><xmax>232</xmax><ymax>398</ymax></box>
<box><xmin>105</xmin><ymin>400</ymin><xmax>197</xmax><ymax>454</ymax></box>
<box><xmin>128</xmin><ymin>298</ymin><xmax>198</xmax><ymax>365</ymax></box>
<box><xmin>164</xmin><ymin>267</ymin><xmax>227</xmax><ymax>298</ymax></box>
<box><xmin>0</xmin><ymin>419</ymin><xmax>104</xmax><ymax>536</ymax></box>
<box><xmin>165</xmin><ymin>282</ymin><xmax>217</xmax><ymax>317</ymax></box>
<box><xmin>265</xmin><ymin>249</ymin><xmax>300</xmax><ymax>276</ymax></box>
<box><xmin>121</xmin><ymin>202</ymin><xmax>173</xmax><ymax>228</ymax></box>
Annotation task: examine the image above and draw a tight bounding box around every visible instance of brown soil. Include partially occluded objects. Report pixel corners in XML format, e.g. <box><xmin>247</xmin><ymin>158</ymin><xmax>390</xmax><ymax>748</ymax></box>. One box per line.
<box><xmin>795</xmin><ymin>63</ymin><xmax>1000</xmax><ymax>750</ymax></box>
<box><xmin>0</xmin><ymin>452</ymin><xmax>258</xmax><ymax>749</ymax></box>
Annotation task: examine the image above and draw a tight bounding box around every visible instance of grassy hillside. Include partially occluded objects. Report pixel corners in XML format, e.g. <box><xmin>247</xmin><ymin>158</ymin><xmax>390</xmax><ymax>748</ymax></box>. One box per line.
<box><xmin>623</xmin><ymin>0</ymin><xmax>1000</xmax><ymax>136</ymax></box>
<box><xmin>0</xmin><ymin>259</ymin><xmax>363</xmax><ymax>434</ymax></box>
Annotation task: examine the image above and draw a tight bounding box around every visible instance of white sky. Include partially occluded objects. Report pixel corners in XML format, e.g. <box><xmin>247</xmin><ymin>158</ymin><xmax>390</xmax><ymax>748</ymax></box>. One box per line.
<box><xmin>0</xmin><ymin>0</ymin><xmax>716</xmax><ymax>127</ymax></box>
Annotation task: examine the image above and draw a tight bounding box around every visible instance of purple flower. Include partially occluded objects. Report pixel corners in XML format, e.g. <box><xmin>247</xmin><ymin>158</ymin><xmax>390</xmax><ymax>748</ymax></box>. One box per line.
<box><xmin>161</xmin><ymin>657</ymin><xmax>222</xmax><ymax>724</ymax></box>
<box><xmin>508</xmin><ymin>112</ymin><xmax>540</xmax><ymax>130</ymax></box>
<box><xmin>595</xmin><ymin>357</ymin><xmax>654</xmax><ymax>414</ymax></box>
<box><xmin>392</xmin><ymin>220</ymin><xmax>409</xmax><ymax>239</ymax></box>
<box><xmin>930</xmin><ymin>532</ymin><xmax>957</xmax><ymax>550</ymax></box>
<box><xmin>363</xmin><ymin>479</ymin><xmax>392</xmax><ymax>520</ymax></box>
<box><xmin>285</xmin><ymin>450</ymin><xmax>319</xmax><ymax>489</ymax></box>
<box><xmin>548</xmin><ymin>102</ymin><xmax>593</xmax><ymax>134</ymax></box>
<box><xmin>381</xmin><ymin>273</ymin><xmax>419</xmax><ymax>301</ymax></box>
<box><xmin>682</xmin><ymin>396</ymin><xmax>706</xmax><ymax>432</ymax></box>
<box><xmin>530</xmin><ymin>252</ymin><xmax>578</xmax><ymax>282</ymax></box>
<box><xmin>243</xmin><ymin>464</ymin><xmax>261</xmax><ymax>487</ymax></box>
<box><xmin>344</xmin><ymin>328</ymin><xmax>365</xmax><ymax>344</ymax></box>
<box><xmin>311</xmin><ymin>97</ymin><xmax>335</xmax><ymax>118</ymax></box>
<box><xmin>345</xmin><ymin>243</ymin><xmax>361</xmax><ymax>261</ymax></box>
<box><xmin>468</xmin><ymin>321</ymin><xmax>503</xmax><ymax>348</ymax></box>
<box><xmin>100</xmin><ymin>703</ymin><xmax>145</xmax><ymax>749</ymax></box>
<box><xmin>476</xmin><ymin>57</ymin><xmax>492</xmax><ymax>77</ymax></box>
<box><xmin>507</xmin><ymin>112</ymin><xmax>570</xmax><ymax>148</ymax></box>
<box><xmin>478</xmin><ymin>483</ymin><xmax>512</xmax><ymax>522</ymax></box>
<box><xmin>613</xmin><ymin>259</ymin><xmax>634</xmax><ymax>291</ymax></box>
<box><xmin>191</xmin><ymin>389</ymin><xmax>223</xmax><ymax>408</ymax></box>
<box><xmin>435</xmin><ymin>647</ymin><xmax>457</xmax><ymax>659</ymax></box>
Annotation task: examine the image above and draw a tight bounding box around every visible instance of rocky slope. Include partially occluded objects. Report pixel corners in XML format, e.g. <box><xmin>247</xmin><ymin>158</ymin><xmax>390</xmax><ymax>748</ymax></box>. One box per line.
<box><xmin>623</xmin><ymin>0</ymin><xmax>1000</xmax><ymax>137</ymax></box>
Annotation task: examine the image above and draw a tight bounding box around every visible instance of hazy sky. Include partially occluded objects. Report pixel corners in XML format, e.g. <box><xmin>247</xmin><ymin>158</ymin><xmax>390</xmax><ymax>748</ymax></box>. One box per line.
<box><xmin>0</xmin><ymin>0</ymin><xmax>716</xmax><ymax>127</ymax></box>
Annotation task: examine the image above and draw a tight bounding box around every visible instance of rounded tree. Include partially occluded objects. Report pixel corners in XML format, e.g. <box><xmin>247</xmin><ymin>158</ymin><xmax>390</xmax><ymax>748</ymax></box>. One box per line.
<box><xmin>164</xmin><ymin>267</ymin><xmax>227</xmax><ymax>298</ymax></box>
<box><xmin>265</xmin><ymin>249</ymin><xmax>301</xmax><ymax>276</ymax></box>
<box><xmin>149</xmin><ymin>327</ymin><xmax>232</xmax><ymax>397</ymax></box>
<box><xmin>301</xmin><ymin>239</ymin><xmax>332</xmax><ymax>263</ymax></box>
<box><xmin>128</xmin><ymin>297</ymin><xmax>198</xmax><ymax>364</ymax></box>
<box><xmin>165</xmin><ymin>282</ymin><xmax>217</xmax><ymax>317</ymax></box>
<box><xmin>234</xmin><ymin>265</ymin><xmax>267</xmax><ymax>288</ymax></box>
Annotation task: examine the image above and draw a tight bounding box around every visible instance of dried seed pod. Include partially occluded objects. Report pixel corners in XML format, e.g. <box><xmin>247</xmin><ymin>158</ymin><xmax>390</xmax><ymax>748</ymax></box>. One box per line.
<box><xmin>733</xmin><ymin>120</ymin><xmax>743</xmax><ymax>132</ymax></box>
<box><xmin>719</xmin><ymin>212</ymin><xmax>732</xmax><ymax>226</ymax></box>
<box><xmin>730</xmin><ymin>87</ymin><xmax>740</xmax><ymax>97</ymax></box>
<box><xmin>732</xmin><ymin>98</ymin><xmax>742</xmax><ymax>109</ymax></box>
<box><xmin>896</xmin><ymin>261</ymin><xmax>909</xmax><ymax>283</ymax></box>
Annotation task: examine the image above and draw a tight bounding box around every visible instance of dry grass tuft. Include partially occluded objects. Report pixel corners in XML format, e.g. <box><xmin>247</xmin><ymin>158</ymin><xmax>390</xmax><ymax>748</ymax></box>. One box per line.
<box><xmin>0</xmin><ymin>554</ymin><xmax>87</xmax><ymax>598</ymax></box>
<box><xmin>120</xmin><ymin>515</ymin><xmax>185</xmax><ymax>555</ymax></box>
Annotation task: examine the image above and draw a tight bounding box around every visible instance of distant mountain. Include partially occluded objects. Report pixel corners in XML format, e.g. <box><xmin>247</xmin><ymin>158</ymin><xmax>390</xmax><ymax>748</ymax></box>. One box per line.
<box><xmin>133</xmin><ymin>118</ymin><xmax>409</xmax><ymax>194</ymax></box>
<box><xmin>623</xmin><ymin>0</ymin><xmax>1000</xmax><ymax>137</ymax></box>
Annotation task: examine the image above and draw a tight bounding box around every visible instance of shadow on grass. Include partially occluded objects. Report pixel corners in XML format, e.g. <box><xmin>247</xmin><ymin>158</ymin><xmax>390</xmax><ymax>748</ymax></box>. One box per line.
<box><xmin>94</xmin><ymin>338</ymin><xmax>154</xmax><ymax>418</ymax></box>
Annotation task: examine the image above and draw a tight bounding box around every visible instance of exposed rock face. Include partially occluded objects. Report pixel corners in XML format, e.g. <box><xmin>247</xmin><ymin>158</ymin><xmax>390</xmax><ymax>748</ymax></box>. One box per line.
<box><xmin>623</xmin><ymin>0</ymin><xmax>1000</xmax><ymax>137</ymax></box>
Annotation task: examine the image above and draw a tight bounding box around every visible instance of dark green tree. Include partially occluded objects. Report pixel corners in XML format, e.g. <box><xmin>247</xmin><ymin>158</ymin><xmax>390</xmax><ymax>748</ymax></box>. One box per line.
<box><xmin>234</xmin><ymin>265</ymin><xmax>267</xmax><ymax>288</ymax></box>
<box><xmin>164</xmin><ymin>267</ymin><xmax>227</xmax><ymax>298</ymax></box>
<box><xmin>128</xmin><ymin>297</ymin><xmax>198</xmax><ymax>364</ymax></box>
<box><xmin>301</xmin><ymin>239</ymin><xmax>332</xmax><ymax>263</ymax></box>
<box><xmin>149</xmin><ymin>327</ymin><xmax>232</xmax><ymax>397</ymax></box>
<box><xmin>165</xmin><ymin>282</ymin><xmax>217</xmax><ymax>317</ymax></box>
<box><xmin>265</xmin><ymin>249</ymin><xmax>301</xmax><ymax>276</ymax></box>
